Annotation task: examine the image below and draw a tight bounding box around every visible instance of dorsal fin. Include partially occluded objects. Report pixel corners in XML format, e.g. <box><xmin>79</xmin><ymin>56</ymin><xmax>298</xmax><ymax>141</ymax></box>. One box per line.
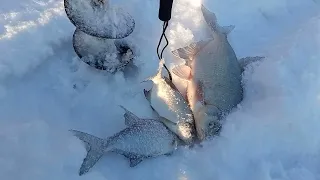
<box><xmin>171</xmin><ymin>39</ymin><xmax>212</xmax><ymax>60</ymax></box>
<box><xmin>119</xmin><ymin>105</ymin><xmax>143</xmax><ymax>126</ymax></box>
<box><xmin>201</xmin><ymin>4</ymin><xmax>235</xmax><ymax>36</ymax></box>
<box><xmin>172</xmin><ymin>65</ymin><xmax>192</xmax><ymax>81</ymax></box>
<box><xmin>201</xmin><ymin>4</ymin><xmax>218</xmax><ymax>32</ymax></box>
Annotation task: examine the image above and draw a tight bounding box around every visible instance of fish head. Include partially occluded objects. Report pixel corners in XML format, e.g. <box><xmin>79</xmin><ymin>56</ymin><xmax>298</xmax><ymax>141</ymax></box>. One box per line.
<box><xmin>194</xmin><ymin>102</ymin><xmax>222</xmax><ymax>141</ymax></box>
<box><xmin>160</xmin><ymin>117</ymin><xmax>197</xmax><ymax>145</ymax></box>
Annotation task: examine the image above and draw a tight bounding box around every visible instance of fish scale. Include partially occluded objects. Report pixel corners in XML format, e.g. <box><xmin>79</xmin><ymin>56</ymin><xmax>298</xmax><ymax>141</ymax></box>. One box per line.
<box><xmin>107</xmin><ymin>122</ymin><xmax>177</xmax><ymax>156</ymax></box>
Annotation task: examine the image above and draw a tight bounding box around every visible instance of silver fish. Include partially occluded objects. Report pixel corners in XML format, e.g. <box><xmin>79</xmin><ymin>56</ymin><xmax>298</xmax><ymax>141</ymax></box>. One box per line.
<box><xmin>143</xmin><ymin>59</ymin><xmax>197</xmax><ymax>145</ymax></box>
<box><xmin>171</xmin><ymin>4</ymin><xmax>264</xmax><ymax>141</ymax></box>
<box><xmin>70</xmin><ymin>106</ymin><xmax>180</xmax><ymax>176</ymax></box>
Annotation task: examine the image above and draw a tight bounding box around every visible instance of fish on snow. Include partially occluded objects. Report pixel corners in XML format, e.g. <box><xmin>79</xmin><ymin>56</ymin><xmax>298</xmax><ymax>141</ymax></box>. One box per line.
<box><xmin>143</xmin><ymin>59</ymin><xmax>197</xmax><ymax>145</ymax></box>
<box><xmin>70</xmin><ymin>106</ymin><xmax>181</xmax><ymax>176</ymax></box>
<box><xmin>171</xmin><ymin>4</ymin><xmax>264</xmax><ymax>141</ymax></box>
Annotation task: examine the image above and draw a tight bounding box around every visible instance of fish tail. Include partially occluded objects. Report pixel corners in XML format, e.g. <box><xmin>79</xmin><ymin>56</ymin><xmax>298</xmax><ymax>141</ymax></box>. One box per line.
<box><xmin>201</xmin><ymin>4</ymin><xmax>235</xmax><ymax>35</ymax></box>
<box><xmin>69</xmin><ymin>129</ymin><xmax>109</xmax><ymax>176</ymax></box>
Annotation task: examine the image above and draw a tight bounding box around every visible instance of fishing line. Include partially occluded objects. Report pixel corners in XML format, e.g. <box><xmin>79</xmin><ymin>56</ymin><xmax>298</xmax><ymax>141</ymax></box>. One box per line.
<box><xmin>157</xmin><ymin>0</ymin><xmax>174</xmax><ymax>81</ymax></box>
<box><xmin>156</xmin><ymin>21</ymin><xmax>172</xmax><ymax>81</ymax></box>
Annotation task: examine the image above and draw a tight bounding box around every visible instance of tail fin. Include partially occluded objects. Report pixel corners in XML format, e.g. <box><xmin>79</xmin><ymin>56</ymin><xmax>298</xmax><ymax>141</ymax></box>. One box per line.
<box><xmin>201</xmin><ymin>4</ymin><xmax>218</xmax><ymax>32</ymax></box>
<box><xmin>201</xmin><ymin>4</ymin><xmax>235</xmax><ymax>35</ymax></box>
<box><xmin>69</xmin><ymin>129</ymin><xmax>107</xmax><ymax>176</ymax></box>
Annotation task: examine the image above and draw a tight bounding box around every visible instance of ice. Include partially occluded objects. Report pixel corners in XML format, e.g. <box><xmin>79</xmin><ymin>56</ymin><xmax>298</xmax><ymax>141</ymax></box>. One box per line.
<box><xmin>72</xmin><ymin>28</ymin><xmax>138</xmax><ymax>73</ymax></box>
<box><xmin>73</xmin><ymin>28</ymin><xmax>117</xmax><ymax>58</ymax></box>
<box><xmin>1</xmin><ymin>0</ymin><xmax>320</xmax><ymax>179</ymax></box>
<box><xmin>64</xmin><ymin>0</ymin><xmax>135</xmax><ymax>38</ymax></box>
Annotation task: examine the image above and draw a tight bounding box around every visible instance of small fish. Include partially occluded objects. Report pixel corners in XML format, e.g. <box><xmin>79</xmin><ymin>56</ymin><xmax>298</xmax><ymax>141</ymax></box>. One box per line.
<box><xmin>70</xmin><ymin>106</ymin><xmax>180</xmax><ymax>176</ymax></box>
<box><xmin>143</xmin><ymin>59</ymin><xmax>197</xmax><ymax>145</ymax></box>
<box><xmin>171</xmin><ymin>4</ymin><xmax>264</xmax><ymax>141</ymax></box>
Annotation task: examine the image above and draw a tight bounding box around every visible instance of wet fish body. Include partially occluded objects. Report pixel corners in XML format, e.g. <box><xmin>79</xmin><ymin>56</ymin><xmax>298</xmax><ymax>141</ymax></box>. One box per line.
<box><xmin>143</xmin><ymin>60</ymin><xmax>197</xmax><ymax>145</ymax></box>
<box><xmin>70</xmin><ymin>106</ymin><xmax>180</xmax><ymax>176</ymax></box>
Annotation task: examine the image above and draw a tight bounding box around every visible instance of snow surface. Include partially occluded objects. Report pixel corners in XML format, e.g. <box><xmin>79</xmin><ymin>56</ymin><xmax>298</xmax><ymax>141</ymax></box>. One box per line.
<box><xmin>64</xmin><ymin>0</ymin><xmax>135</xmax><ymax>39</ymax></box>
<box><xmin>1</xmin><ymin>0</ymin><xmax>320</xmax><ymax>179</ymax></box>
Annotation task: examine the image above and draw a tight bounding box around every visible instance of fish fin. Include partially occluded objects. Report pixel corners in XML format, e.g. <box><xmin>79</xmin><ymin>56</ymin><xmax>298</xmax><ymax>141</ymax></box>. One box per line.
<box><xmin>69</xmin><ymin>130</ymin><xmax>107</xmax><ymax>176</ymax></box>
<box><xmin>129</xmin><ymin>156</ymin><xmax>144</xmax><ymax>167</ymax></box>
<box><xmin>201</xmin><ymin>4</ymin><xmax>219</xmax><ymax>32</ymax></box>
<box><xmin>221</xmin><ymin>25</ymin><xmax>235</xmax><ymax>35</ymax></box>
<box><xmin>194</xmin><ymin>101</ymin><xmax>205</xmax><ymax>111</ymax></box>
<box><xmin>119</xmin><ymin>105</ymin><xmax>143</xmax><ymax>126</ymax></box>
<box><xmin>160</xmin><ymin>116</ymin><xmax>177</xmax><ymax>126</ymax></box>
<box><xmin>159</xmin><ymin>117</ymin><xmax>182</xmax><ymax>140</ymax></box>
<box><xmin>172</xmin><ymin>65</ymin><xmax>192</xmax><ymax>80</ymax></box>
<box><xmin>172</xmin><ymin>39</ymin><xmax>212</xmax><ymax>60</ymax></box>
<box><xmin>143</xmin><ymin>89</ymin><xmax>152</xmax><ymax>102</ymax></box>
<box><xmin>140</xmin><ymin>59</ymin><xmax>168</xmax><ymax>82</ymax></box>
<box><xmin>201</xmin><ymin>4</ymin><xmax>235</xmax><ymax>35</ymax></box>
<box><xmin>239</xmin><ymin>56</ymin><xmax>265</xmax><ymax>71</ymax></box>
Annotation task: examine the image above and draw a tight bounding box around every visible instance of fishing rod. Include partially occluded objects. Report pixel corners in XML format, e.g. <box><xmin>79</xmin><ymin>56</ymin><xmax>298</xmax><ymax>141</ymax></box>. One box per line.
<box><xmin>157</xmin><ymin>0</ymin><xmax>174</xmax><ymax>81</ymax></box>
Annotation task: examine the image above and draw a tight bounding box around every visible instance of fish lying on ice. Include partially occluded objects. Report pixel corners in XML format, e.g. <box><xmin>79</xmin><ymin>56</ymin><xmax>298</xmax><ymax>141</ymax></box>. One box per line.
<box><xmin>143</xmin><ymin>59</ymin><xmax>197</xmax><ymax>145</ymax></box>
<box><xmin>171</xmin><ymin>4</ymin><xmax>264</xmax><ymax>141</ymax></box>
<box><xmin>70</xmin><ymin>106</ymin><xmax>181</xmax><ymax>176</ymax></box>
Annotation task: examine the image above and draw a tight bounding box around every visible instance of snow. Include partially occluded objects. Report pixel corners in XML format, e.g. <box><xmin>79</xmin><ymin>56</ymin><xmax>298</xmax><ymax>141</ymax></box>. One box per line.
<box><xmin>0</xmin><ymin>0</ymin><xmax>320</xmax><ymax>179</ymax></box>
<box><xmin>64</xmin><ymin>0</ymin><xmax>135</xmax><ymax>38</ymax></box>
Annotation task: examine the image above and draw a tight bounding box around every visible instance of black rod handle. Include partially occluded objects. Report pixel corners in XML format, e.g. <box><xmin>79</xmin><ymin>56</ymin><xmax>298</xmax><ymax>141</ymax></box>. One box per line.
<box><xmin>159</xmin><ymin>0</ymin><xmax>174</xmax><ymax>21</ymax></box>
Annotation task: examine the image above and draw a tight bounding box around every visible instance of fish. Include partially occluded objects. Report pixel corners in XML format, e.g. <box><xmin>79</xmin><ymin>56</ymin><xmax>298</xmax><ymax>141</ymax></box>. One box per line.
<box><xmin>171</xmin><ymin>4</ymin><xmax>264</xmax><ymax>141</ymax></box>
<box><xmin>143</xmin><ymin>59</ymin><xmax>197</xmax><ymax>145</ymax></box>
<box><xmin>70</xmin><ymin>106</ymin><xmax>180</xmax><ymax>176</ymax></box>
<box><xmin>64</xmin><ymin>0</ymin><xmax>135</xmax><ymax>39</ymax></box>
